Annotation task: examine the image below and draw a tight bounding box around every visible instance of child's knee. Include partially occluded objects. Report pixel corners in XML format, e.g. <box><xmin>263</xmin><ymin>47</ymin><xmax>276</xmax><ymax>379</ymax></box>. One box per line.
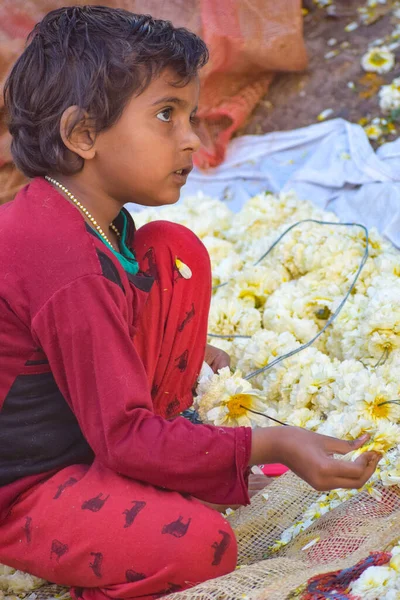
<box><xmin>172</xmin><ymin>509</ymin><xmax>237</xmax><ymax>586</ymax></box>
<box><xmin>134</xmin><ymin>220</ymin><xmax>209</xmax><ymax>265</ymax></box>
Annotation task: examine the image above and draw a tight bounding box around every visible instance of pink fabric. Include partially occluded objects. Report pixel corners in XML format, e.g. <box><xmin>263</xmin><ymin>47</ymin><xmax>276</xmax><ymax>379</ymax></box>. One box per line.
<box><xmin>261</xmin><ymin>463</ymin><xmax>289</xmax><ymax>477</ymax></box>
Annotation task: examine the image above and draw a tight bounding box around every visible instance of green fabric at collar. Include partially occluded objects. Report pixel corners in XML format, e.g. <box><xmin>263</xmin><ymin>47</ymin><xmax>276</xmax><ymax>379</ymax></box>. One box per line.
<box><xmin>94</xmin><ymin>210</ymin><xmax>139</xmax><ymax>276</ymax></box>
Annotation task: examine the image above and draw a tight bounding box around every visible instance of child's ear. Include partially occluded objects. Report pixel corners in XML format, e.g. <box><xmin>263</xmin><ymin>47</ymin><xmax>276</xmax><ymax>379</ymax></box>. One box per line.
<box><xmin>60</xmin><ymin>106</ymin><xmax>96</xmax><ymax>161</ymax></box>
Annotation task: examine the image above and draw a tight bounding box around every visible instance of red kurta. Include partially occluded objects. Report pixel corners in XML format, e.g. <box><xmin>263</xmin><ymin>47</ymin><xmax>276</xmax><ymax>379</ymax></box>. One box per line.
<box><xmin>0</xmin><ymin>178</ymin><xmax>251</xmax><ymax>598</ymax></box>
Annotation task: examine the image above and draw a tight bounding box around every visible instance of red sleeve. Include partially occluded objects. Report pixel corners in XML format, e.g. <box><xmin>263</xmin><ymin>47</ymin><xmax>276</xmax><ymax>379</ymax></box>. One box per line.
<box><xmin>31</xmin><ymin>274</ymin><xmax>251</xmax><ymax>505</ymax></box>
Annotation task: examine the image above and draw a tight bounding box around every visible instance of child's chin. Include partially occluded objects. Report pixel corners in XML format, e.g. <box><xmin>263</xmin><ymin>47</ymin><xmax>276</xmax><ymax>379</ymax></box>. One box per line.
<box><xmin>161</xmin><ymin>190</ymin><xmax>181</xmax><ymax>205</ymax></box>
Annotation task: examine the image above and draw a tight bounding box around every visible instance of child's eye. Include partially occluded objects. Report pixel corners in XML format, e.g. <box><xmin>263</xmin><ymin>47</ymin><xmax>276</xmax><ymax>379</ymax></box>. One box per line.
<box><xmin>156</xmin><ymin>108</ymin><xmax>172</xmax><ymax>122</ymax></box>
<box><xmin>190</xmin><ymin>114</ymin><xmax>199</xmax><ymax>126</ymax></box>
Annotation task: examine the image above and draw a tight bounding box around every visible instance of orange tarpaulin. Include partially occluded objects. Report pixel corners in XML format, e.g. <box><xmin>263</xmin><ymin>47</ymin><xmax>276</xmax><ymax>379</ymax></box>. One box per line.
<box><xmin>0</xmin><ymin>0</ymin><xmax>307</xmax><ymax>203</ymax></box>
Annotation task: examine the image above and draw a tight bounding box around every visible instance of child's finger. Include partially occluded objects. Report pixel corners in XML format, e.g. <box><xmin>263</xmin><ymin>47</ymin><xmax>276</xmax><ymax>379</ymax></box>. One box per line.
<box><xmin>310</xmin><ymin>452</ymin><xmax>381</xmax><ymax>491</ymax></box>
<box><xmin>335</xmin><ymin>456</ymin><xmax>381</xmax><ymax>490</ymax></box>
<box><xmin>352</xmin><ymin>451</ymin><xmax>383</xmax><ymax>473</ymax></box>
<box><xmin>324</xmin><ymin>433</ymin><xmax>370</xmax><ymax>456</ymax></box>
<box><xmin>328</xmin><ymin>451</ymin><xmax>381</xmax><ymax>483</ymax></box>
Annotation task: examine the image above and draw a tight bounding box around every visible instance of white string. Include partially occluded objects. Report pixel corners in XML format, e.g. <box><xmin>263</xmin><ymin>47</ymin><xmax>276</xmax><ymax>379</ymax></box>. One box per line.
<box><xmin>206</xmin><ymin>218</ymin><xmax>369</xmax><ymax>377</ymax></box>
<box><xmin>244</xmin><ymin>220</ymin><xmax>369</xmax><ymax>379</ymax></box>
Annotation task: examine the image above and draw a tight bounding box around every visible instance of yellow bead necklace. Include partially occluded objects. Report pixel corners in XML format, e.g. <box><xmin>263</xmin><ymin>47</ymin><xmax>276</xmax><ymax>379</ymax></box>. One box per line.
<box><xmin>45</xmin><ymin>176</ymin><xmax>121</xmax><ymax>249</ymax></box>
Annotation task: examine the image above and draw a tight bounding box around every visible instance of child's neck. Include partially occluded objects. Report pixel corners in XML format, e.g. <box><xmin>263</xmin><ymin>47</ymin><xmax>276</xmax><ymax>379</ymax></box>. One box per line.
<box><xmin>49</xmin><ymin>173</ymin><xmax>122</xmax><ymax>249</ymax></box>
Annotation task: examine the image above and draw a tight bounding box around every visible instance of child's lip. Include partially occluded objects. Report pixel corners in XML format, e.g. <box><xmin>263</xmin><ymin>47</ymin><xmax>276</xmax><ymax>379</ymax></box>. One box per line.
<box><xmin>172</xmin><ymin>170</ymin><xmax>190</xmax><ymax>185</ymax></box>
<box><xmin>173</xmin><ymin>164</ymin><xmax>193</xmax><ymax>176</ymax></box>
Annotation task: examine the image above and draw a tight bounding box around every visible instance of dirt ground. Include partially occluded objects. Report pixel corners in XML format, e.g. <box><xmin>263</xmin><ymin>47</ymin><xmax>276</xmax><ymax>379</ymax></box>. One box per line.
<box><xmin>242</xmin><ymin>0</ymin><xmax>400</xmax><ymax>137</ymax></box>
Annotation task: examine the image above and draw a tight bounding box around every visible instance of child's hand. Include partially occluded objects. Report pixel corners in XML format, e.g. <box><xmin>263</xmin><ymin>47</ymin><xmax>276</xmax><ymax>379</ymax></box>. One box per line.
<box><xmin>204</xmin><ymin>343</ymin><xmax>230</xmax><ymax>373</ymax></box>
<box><xmin>251</xmin><ymin>427</ymin><xmax>382</xmax><ymax>492</ymax></box>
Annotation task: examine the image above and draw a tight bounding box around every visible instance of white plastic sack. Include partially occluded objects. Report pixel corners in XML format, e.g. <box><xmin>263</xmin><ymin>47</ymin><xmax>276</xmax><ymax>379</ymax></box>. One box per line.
<box><xmin>128</xmin><ymin>118</ymin><xmax>400</xmax><ymax>247</ymax></box>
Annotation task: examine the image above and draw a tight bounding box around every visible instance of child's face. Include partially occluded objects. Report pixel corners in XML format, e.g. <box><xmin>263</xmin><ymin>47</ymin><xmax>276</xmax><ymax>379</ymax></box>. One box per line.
<box><xmin>91</xmin><ymin>68</ymin><xmax>201</xmax><ymax>207</ymax></box>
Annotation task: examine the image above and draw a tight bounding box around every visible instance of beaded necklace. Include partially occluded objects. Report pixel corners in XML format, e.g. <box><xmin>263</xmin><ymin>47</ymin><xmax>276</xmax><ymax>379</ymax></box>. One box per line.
<box><xmin>45</xmin><ymin>176</ymin><xmax>120</xmax><ymax>250</ymax></box>
<box><xmin>45</xmin><ymin>176</ymin><xmax>139</xmax><ymax>276</ymax></box>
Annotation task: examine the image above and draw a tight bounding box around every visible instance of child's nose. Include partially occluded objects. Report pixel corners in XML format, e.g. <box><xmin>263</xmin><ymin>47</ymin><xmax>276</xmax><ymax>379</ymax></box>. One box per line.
<box><xmin>182</xmin><ymin>127</ymin><xmax>201</xmax><ymax>154</ymax></box>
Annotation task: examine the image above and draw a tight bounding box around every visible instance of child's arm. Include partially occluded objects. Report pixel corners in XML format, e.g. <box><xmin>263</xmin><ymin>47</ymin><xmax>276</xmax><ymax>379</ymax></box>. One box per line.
<box><xmin>251</xmin><ymin>427</ymin><xmax>380</xmax><ymax>491</ymax></box>
<box><xmin>32</xmin><ymin>274</ymin><xmax>252</xmax><ymax>506</ymax></box>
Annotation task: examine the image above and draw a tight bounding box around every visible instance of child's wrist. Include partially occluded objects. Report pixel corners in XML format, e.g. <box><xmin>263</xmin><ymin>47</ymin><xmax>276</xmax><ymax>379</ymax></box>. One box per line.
<box><xmin>250</xmin><ymin>426</ymin><xmax>291</xmax><ymax>466</ymax></box>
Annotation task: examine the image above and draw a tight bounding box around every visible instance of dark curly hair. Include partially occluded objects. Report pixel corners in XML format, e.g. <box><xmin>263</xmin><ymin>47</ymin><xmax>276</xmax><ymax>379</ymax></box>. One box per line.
<box><xmin>4</xmin><ymin>5</ymin><xmax>208</xmax><ymax>178</ymax></box>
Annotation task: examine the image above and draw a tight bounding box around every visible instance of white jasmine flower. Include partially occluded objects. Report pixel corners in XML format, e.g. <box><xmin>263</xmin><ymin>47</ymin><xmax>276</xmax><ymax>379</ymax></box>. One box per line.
<box><xmin>214</xmin><ymin>254</ymin><xmax>244</xmax><ymax>288</ymax></box>
<box><xmin>286</xmin><ymin>407</ymin><xmax>321</xmax><ymax>429</ymax></box>
<box><xmin>379</xmin><ymin>77</ymin><xmax>400</xmax><ymax>113</ymax></box>
<box><xmin>389</xmin><ymin>553</ymin><xmax>400</xmax><ymax>572</ymax></box>
<box><xmin>208</xmin><ymin>297</ymin><xmax>261</xmax><ymax>337</ymax></box>
<box><xmin>350</xmin><ymin>566</ymin><xmax>396</xmax><ymax>600</ymax></box>
<box><xmin>236</xmin><ymin>329</ymin><xmax>299</xmax><ymax>375</ymax></box>
<box><xmin>231</xmin><ymin>264</ymin><xmax>290</xmax><ymax>308</ymax></box>
<box><xmin>181</xmin><ymin>193</ymin><xmax>233</xmax><ymax>238</ymax></box>
<box><xmin>354</xmin><ymin>377</ymin><xmax>400</xmax><ymax>422</ymax></box>
<box><xmin>364</xmin><ymin>123</ymin><xmax>384</xmax><ymax>140</ymax></box>
<box><xmin>202</xmin><ymin>236</ymin><xmax>243</xmax><ymax>287</ymax></box>
<box><xmin>195</xmin><ymin>367</ymin><xmax>270</xmax><ymax>427</ymax></box>
<box><xmin>317</xmin><ymin>108</ymin><xmax>334</xmax><ymax>121</ymax></box>
<box><xmin>316</xmin><ymin>410</ymin><xmax>370</xmax><ymax>439</ymax></box>
<box><xmin>380</xmin><ymin>466</ymin><xmax>400</xmax><ymax>486</ymax></box>
<box><xmin>361</xmin><ymin>46</ymin><xmax>395</xmax><ymax>74</ymax></box>
<box><xmin>345</xmin><ymin>22</ymin><xmax>358</xmax><ymax>32</ymax></box>
<box><xmin>291</xmin><ymin>358</ymin><xmax>337</xmax><ymax>411</ymax></box>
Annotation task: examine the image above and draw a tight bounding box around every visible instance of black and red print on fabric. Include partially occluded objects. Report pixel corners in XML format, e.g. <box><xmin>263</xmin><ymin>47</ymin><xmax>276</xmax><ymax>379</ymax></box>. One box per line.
<box><xmin>123</xmin><ymin>500</ymin><xmax>146</xmax><ymax>528</ymax></box>
<box><xmin>50</xmin><ymin>539</ymin><xmax>69</xmax><ymax>562</ymax></box>
<box><xmin>211</xmin><ymin>530</ymin><xmax>231</xmax><ymax>566</ymax></box>
<box><xmin>81</xmin><ymin>493</ymin><xmax>110</xmax><ymax>512</ymax></box>
<box><xmin>89</xmin><ymin>552</ymin><xmax>103</xmax><ymax>578</ymax></box>
<box><xmin>161</xmin><ymin>516</ymin><xmax>191</xmax><ymax>538</ymax></box>
<box><xmin>53</xmin><ymin>477</ymin><xmax>79</xmax><ymax>500</ymax></box>
<box><xmin>177</xmin><ymin>303</ymin><xmax>195</xmax><ymax>332</ymax></box>
<box><xmin>165</xmin><ymin>396</ymin><xmax>180</xmax><ymax>418</ymax></box>
<box><xmin>174</xmin><ymin>349</ymin><xmax>189</xmax><ymax>372</ymax></box>
<box><xmin>142</xmin><ymin>248</ymin><xmax>159</xmax><ymax>281</ymax></box>
<box><xmin>24</xmin><ymin>517</ymin><xmax>32</xmax><ymax>544</ymax></box>
<box><xmin>126</xmin><ymin>569</ymin><xmax>147</xmax><ymax>582</ymax></box>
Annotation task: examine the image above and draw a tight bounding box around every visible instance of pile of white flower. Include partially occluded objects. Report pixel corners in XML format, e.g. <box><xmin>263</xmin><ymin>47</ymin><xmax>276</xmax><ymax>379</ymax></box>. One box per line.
<box><xmin>349</xmin><ymin>542</ymin><xmax>400</xmax><ymax>600</ymax></box>
<box><xmin>0</xmin><ymin>563</ymin><xmax>46</xmax><ymax>600</ymax></box>
<box><xmin>133</xmin><ymin>189</ymin><xmax>400</xmax><ymax>552</ymax></box>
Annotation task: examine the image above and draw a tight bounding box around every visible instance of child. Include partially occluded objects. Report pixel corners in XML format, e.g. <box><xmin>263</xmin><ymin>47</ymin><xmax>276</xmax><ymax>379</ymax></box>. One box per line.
<box><xmin>0</xmin><ymin>6</ymin><xmax>381</xmax><ymax>600</ymax></box>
